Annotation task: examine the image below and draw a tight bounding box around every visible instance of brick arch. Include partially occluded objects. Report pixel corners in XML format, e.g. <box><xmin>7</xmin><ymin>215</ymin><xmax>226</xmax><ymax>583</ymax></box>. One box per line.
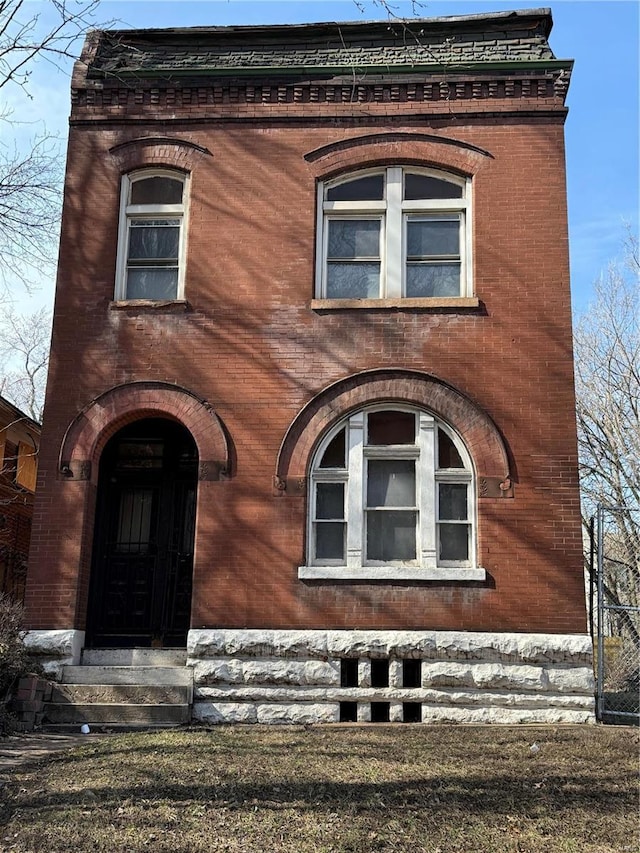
<box><xmin>276</xmin><ymin>369</ymin><xmax>512</xmax><ymax>494</ymax></box>
<box><xmin>304</xmin><ymin>132</ymin><xmax>493</xmax><ymax>181</ymax></box>
<box><xmin>59</xmin><ymin>381</ymin><xmax>229</xmax><ymax>483</ymax></box>
<box><xmin>108</xmin><ymin>136</ymin><xmax>212</xmax><ymax>174</ymax></box>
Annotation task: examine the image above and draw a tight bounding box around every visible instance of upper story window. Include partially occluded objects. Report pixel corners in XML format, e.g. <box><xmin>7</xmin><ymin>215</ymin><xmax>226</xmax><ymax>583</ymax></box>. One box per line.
<box><xmin>316</xmin><ymin>166</ymin><xmax>471</xmax><ymax>300</ymax></box>
<box><xmin>300</xmin><ymin>406</ymin><xmax>483</xmax><ymax>581</ymax></box>
<box><xmin>115</xmin><ymin>170</ymin><xmax>188</xmax><ymax>301</ymax></box>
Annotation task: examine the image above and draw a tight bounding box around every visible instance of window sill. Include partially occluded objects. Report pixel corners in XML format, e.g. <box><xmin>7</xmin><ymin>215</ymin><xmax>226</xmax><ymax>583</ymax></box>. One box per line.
<box><xmin>298</xmin><ymin>565</ymin><xmax>487</xmax><ymax>582</ymax></box>
<box><xmin>110</xmin><ymin>299</ymin><xmax>191</xmax><ymax>312</ymax></box>
<box><xmin>310</xmin><ymin>297</ymin><xmax>480</xmax><ymax>311</ymax></box>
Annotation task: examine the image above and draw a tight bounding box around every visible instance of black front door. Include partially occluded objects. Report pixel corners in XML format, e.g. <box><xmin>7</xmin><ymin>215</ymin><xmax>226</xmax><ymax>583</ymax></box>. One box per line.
<box><xmin>87</xmin><ymin>418</ymin><xmax>198</xmax><ymax>647</ymax></box>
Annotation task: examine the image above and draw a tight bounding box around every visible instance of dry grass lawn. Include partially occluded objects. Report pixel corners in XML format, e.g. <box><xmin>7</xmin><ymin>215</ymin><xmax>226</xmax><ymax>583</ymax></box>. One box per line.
<box><xmin>0</xmin><ymin>725</ymin><xmax>637</xmax><ymax>853</ymax></box>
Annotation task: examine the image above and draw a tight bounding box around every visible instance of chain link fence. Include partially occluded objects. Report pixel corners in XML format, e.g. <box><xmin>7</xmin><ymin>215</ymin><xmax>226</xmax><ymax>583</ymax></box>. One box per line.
<box><xmin>594</xmin><ymin>504</ymin><xmax>640</xmax><ymax>724</ymax></box>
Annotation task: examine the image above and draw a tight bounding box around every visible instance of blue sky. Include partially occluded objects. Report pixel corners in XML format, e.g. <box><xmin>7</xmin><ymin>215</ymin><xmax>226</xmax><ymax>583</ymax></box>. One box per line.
<box><xmin>4</xmin><ymin>0</ymin><xmax>639</xmax><ymax>314</ymax></box>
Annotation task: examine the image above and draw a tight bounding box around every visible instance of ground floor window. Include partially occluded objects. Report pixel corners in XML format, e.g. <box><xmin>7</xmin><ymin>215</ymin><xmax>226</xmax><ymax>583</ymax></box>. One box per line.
<box><xmin>302</xmin><ymin>406</ymin><xmax>479</xmax><ymax>580</ymax></box>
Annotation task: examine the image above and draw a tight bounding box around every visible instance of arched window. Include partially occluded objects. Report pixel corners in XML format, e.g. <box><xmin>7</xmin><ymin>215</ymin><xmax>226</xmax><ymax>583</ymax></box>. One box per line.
<box><xmin>115</xmin><ymin>170</ymin><xmax>188</xmax><ymax>301</ymax></box>
<box><xmin>315</xmin><ymin>166</ymin><xmax>471</xmax><ymax>300</ymax></box>
<box><xmin>300</xmin><ymin>406</ymin><xmax>483</xmax><ymax>581</ymax></box>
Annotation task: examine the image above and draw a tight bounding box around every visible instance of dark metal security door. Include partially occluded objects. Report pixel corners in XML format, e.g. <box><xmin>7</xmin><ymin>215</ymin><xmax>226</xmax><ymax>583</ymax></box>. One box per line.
<box><xmin>87</xmin><ymin>418</ymin><xmax>198</xmax><ymax>648</ymax></box>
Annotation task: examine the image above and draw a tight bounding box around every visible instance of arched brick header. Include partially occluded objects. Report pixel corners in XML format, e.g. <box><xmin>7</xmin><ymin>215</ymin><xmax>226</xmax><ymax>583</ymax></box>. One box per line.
<box><xmin>304</xmin><ymin>132</ymin><xmax>493</xmax><ymax>181</ymax></box>
<box><xmin>59</xmin><ymin>381</ymin><xmax>229</xmax><ymax>483</ymax></box>
<box><xmin>275</xmin><ymin>370</ymin><xmax>512</xmax><ymax>497</ymax></box>
<box><xmin>109</xmin><ymin>136</ymin><xmax>212</xmax><ymax>173</ymax></box>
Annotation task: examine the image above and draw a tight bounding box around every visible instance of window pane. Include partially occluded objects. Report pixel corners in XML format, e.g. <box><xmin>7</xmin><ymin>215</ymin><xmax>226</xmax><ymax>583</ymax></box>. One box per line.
<box><xmin>406</xmin><ymin>263</ymin><xmax>460</xmax><ymax>297</ymax></box>
<box><xmin>126</xmin><ymin>268</ymin><xmax>178</xmax><ymax>300</ymax></box>
<box><xmin>316</xmin><ymin>522</ymin><xmax>345</xmax><ymax>560</ymax></box>
<box><xmin>367</xmin><ymin>460</ymin><xmax>415</xmax><ymax>507</ymax></box>
<box><xmin>367</xmin><ymin>411</ymin><xmax>415</xmax><ymax>445</ymax></box>
<box><xmin>319</xmin><ymin>428</ymin><xmax>346</xmax><ymax>468</ymax></box>
<box><xmin>439</xmin><ymin>523</ymin><xmax>469</xmax><ymax>561</ymax></box>
<box><xmin>316</xmin><ymin>482</ymin><xmax>344</xmax><ymax>520</ymax></box>
<box><xmin>327</xmin><ymin>174</ymin><xmax>384</xmax><ymax>201</ymax></box>
<box><xmin>327</xmin><ymin>263</ymin><xmax>380</xmax><ymax>298</ymax></box>
<box><xmin>404</xmin><ymin>173</ymin><xmax>462</xmax><ymax>200</ymax></box>
<box><xmin>407</xmin><ymin>218</ymin><xmax>460</xmax><ymax>258</ymax></box>
<box><xmin>130</xmin><ymin>176</ymin><xmax>183</xmax><ymax>205</ymax></box>
<box><xmin>438</xmin><ymin>429</ymin><xmax>464</xmax><ymax>469</ymax></box>
<box><xmin>129</xmin><ymin>221</ymin><xmax>179</xmax><ymax>262</ymax></box>
<box><xmin>367</xmin><ymin>510</ymin><xmax>416</xmax><ymax>561</ymax></box>
<box><xmin>328</xmin><ymin>220</ymin><xmax>380</xmax><ymax>259</ymax></box>
<box><xmin>439</xmin><ymin>483</ymin><xmax>468</xmax><ymax>520</ymax></box>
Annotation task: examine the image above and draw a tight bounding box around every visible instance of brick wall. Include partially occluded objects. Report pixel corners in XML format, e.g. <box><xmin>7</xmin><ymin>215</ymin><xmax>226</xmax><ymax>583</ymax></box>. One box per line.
<box><xmin>25</xmin><ymin>50</ymin><xmax>585</xmax><ymax>637</ymax></box>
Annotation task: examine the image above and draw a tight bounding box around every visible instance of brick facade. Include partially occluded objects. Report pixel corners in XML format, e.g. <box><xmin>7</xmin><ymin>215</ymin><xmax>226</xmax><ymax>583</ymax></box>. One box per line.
<box><xmin>25</xmin><ymin>11</ymin><xmax>586</xmax><ymax>645</ymax></box>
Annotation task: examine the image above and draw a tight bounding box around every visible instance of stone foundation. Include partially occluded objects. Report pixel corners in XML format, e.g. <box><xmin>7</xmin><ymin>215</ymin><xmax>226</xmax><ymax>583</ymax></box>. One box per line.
<box><xmin>23</xmin><ymin>628</ymin><xmax>595</xmax><ymax>724</ymax></box>
<box><xmin>23</xmin><ymin>630</ymin><xmax>85</xmax><ymax>680</ymax></box>
<box><xmin>187</xmin><ymin>629</ymin><xmax>595</xmax><ymax>724</ymax></box>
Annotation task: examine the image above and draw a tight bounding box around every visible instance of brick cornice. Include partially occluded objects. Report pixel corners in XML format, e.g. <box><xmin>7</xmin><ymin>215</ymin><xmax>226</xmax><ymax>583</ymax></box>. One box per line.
<box><xmin>70</xmin><ymin>69</ymin><xmax>570</xmax><ymax>120</ymax></box>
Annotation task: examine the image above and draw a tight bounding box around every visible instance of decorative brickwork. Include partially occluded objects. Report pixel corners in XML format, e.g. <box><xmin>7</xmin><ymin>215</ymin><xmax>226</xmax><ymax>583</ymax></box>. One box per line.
<box><xmin>275</xmin><ymin>369</ymin><xmax>511</xmax><ymax>492</ymax></box>
<box><xmin>58</xmin><ymin>381</ymin><xmax>228</xmax><ymax>482</ymax></box>
<box><xmin>25</xmin><ymin>11</ymin><xmax>588</xmax><ymax>686</ymax></box>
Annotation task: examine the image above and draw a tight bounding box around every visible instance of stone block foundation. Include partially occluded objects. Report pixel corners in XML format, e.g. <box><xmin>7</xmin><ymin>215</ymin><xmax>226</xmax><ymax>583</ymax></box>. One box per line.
<box><xmin>187</xmin><ymin>629</ymin><xmax>595</xmax><ymax>724</ymax></box>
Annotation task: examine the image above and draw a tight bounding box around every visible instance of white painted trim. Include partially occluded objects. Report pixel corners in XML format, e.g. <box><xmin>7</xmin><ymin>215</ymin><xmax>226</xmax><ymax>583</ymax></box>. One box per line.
<box><xmin>316</xmin><ymin>166</ymin><xmax>472</xmax><ymax>300</ymax></box>
<box><xmin>114</xmin><ymin>169</ymin><xmax>189</xmax><ymax>302</ymax></box>
<box><xmin>298</xmin><ymin>565</ymin><xmax>487</xmax><ymax>581</ymax></box>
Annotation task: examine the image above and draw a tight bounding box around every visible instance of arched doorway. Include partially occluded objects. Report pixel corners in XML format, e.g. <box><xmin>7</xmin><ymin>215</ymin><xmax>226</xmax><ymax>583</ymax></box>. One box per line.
<box><xmin>87</xmin><ymin>418</ymin><xmax>198</xmax><ymax>648</ymax></box>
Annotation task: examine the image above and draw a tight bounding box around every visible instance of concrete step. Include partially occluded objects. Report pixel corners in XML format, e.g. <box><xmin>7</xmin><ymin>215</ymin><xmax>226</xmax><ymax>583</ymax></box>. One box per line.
<box><xmin>81</xmin><ymin>649</ymin><xmax>187</xmax><ymax>667</ymax></box>
<box><xmin>50</xmin><ymin>684</ymin><xmax>190</xmax><ymax>705</ymax></box>
<box><xmin>44</xmin><ymin>702</ymin><xmax>191</xmax><ymax>726</ymax></box>
<box><xmin>50</xmin><ymin>651</ymin><xmax>195</xmax><ymax>730</ymax></box>
<box><xmin>60</xmin><ymin>666</ymin><xmax>193</xmax><ymax>691</ymax></box>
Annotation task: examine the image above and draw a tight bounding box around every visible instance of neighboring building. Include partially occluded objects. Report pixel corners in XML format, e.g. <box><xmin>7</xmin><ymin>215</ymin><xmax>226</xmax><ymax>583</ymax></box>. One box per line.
<box><xmin>0</xmin><ymin>396</ymin><xmax>39</xmax><ymax>603</ymax></box>
<box><xmin>24</xmin><ymin>9</ymin><xmax>595</xmax><ymax>724</ymax></box>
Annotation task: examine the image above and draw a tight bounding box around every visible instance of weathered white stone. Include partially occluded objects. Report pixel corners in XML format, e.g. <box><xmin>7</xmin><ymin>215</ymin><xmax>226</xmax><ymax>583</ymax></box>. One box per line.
<box><xmin>422</xmin><ymin>662</ymin><xmax>548</xmax><ymax>691</ymax></box>
<box><xmin>357</xmin><ymin>703</ymin><xmax>371</xmax><ymax>723</ymax></box>
<box><xmin>225</xmin><ymin>631</ymin><xmax>277</xmax><ymax>657</ymax></box>
<box><xmin>195</xmin><ymin>684</ymin><xmax>595</xmax><ymax>712</ymax></box>
<box><xmin>256</xmin><ymin>703</ymin><xmax>338</xmax><ymax>724</ymax></box>
<box><xmin>187</xmin><ymin>630</ymin><xmax>226</xmax><ymax>657</ymax></box>
<box><xmin>191</xmin><ymin>659</ymin><xmax>244</xmax><ymax>685</ymax></box>
<box><xmin>545</xmin><ymin>666</ymin><xmax>595</xmax><ymax>694</ymax></box>
<box><xmin>188</xmin><ymin>629</ymin><xmax>593</xmax><ymax>666</ymax></box>
<box><xmin>430</xmin><ymin>632</ymin><xmax>593</xmax><ymax>665</ymax></box>
<box><xmin>358</xmin><ymin>659</ymin><xmax>371</xmax><ymax>688</ymax></box>
<box><xmin>472</xmin><ymin>663</ymin><xmax>547</xmax><ymax>691</ymax></box>
<box><xmin>389</xmin><ymin>702</ymin><xmax>403</xmax><ymax>723</ymax></box>
<box><xmin>23</xmin><ymin>629</ymin><xmax>85</xmax><ymax>662</ymax></box>
<box><xmin>327</xmin><ymin>630</ymin><xmax>438</xmax><ymax>659</ymax></box>
<box><xmin>422</xmin><ymin>662</ymin><xmax>475</xmax><ymax>688</ymax></box>
<box><xmin>243</xmin><ymin>659</ymin><xmax>339</xmax><ymax>686</ymax></box>
<box><xmin>193</xmin><ymin>702</ymin><xmax>258</xmax><ymax>724</ymax></box>
<box><xmin>183</xmin><ymin>629</ymin><xmax>595</xmax><ymax>725</ymax></box>
<box><xmin>39</xmin><ymin>659</ymin><xmax>69</xmax><ymax>680</ymax></box>
<box><xmin>272</xmin><ymin>631</ymin><xmax>329</xmax><ymax>659</ymax></box>
<box><xmin>389</xmin><ymin>659</ymin><xmax>403</xmax><ymax>689</ymax></box>
<box><xmin>421</xmin><ymin>705</ymin><xmax>595</xmax><ymax>724</ymax></box>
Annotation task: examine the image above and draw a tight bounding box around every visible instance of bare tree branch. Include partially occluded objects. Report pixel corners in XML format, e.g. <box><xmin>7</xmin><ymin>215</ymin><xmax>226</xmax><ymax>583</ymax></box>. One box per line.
<box><xmin>0</xmin><ymin>0</ymin><xmax>104</xmax><ymax>290</ymax></box>
<box><xmin>0</xmin><ymin>305</ymin><xmax>51</xmax><ymax>420</ymax></box>
<box><xmin>575</xmin><ymin>234</ymin><xmax>640</xmax><ymax>632</ymax></box>
<box><xmin>0</xmin><ymin>0</ymin><xmax>101</xmax><ymax>94</ymax></box>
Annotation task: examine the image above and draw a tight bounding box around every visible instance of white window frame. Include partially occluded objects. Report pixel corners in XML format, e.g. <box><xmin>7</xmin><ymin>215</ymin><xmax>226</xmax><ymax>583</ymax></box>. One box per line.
<box><xmin>299</xmin><ymin>406</ymin><xmax>485</xmax><ymax>581</ymax></box>
<box><xmin>114</xmin><ymin>169</ymin><xmax>189</xmax><ymax>301</ymax></box>
<box><xmin>315</xmin><ymin>166</ymin><xmax>472</xmax><ymax>300</ymax></box>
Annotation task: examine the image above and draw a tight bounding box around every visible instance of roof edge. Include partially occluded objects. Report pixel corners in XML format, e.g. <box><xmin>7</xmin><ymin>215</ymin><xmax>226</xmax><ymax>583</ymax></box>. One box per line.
<box><xmin>89</xmin><ymin>9</ymin><xmax>553</xmax><ymax>41</ymax></box>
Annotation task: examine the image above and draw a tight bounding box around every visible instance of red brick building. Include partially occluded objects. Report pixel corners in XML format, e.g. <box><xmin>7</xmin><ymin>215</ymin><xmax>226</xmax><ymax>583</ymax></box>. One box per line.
<box><xmin>25</xmin><ymin>9</ymin><xmax>594</xmax><ymax>723</ymax></box>
<box><xmin>0</xmin><ymin>395</ymin><xmax>39</xmax><ymax>604</ymax></box>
